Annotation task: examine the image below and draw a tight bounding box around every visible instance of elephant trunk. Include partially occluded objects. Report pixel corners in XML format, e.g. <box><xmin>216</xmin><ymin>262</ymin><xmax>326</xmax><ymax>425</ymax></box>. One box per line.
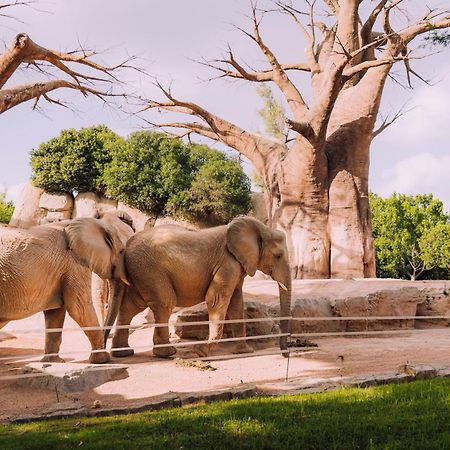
<box><xmin>103</xmin><ymin>279</ymin><xmax>127</xmax><ymax>345</ymax></box>
<box><xmin>276</xmin><ymin>263</ymin><xmax>292</xmax><ymax>357</ymax></box>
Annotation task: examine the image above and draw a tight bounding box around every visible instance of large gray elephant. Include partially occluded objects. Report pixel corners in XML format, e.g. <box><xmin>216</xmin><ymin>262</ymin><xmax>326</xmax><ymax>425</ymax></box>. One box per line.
<box><xmin>0</xmin><ymin>213</ymin><xmax>132</xmax><ymax>364</ymax></box>
<box><xmin>104</xmin><ymin>216</ymin><xmax>291</xmax><ymax>358</ymax></box>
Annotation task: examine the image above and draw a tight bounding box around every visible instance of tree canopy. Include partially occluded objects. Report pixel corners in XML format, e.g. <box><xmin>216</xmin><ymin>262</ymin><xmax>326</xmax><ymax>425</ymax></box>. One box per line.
<box><xmin>0</xmin><ymin>193</ymin><xmax>14</xmax><ymax>224</ymax></box>
<box><xmin>31</xmin><ymin>127</ymin><xmax>251</xmax><ymax>225</ymax></box>
<box><xmin>370</xmin><ymin>193</ymin><xmax>450</xmax><ymax>280</ymax></box>
<box><xmin>30</xmin><ymin>126</ymin><xmax>123</xmax><ymax>194</ymax></box>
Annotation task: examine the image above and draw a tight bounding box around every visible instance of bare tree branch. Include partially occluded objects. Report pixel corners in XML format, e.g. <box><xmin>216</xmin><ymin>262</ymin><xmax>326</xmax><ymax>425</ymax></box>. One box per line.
<box><xmin>247</xmin><ymin>3</ymin><xmax>309</xmax><ymax>120</ymax></box>
<box><xmin>140</xmin><ymin>81</ymin><xmax>285</xmax><ymax>171</ymax></box>
<box><xmin>0</xmin><ymin>33</ymin><xmax>137</xmax><ymax>114</ymax></box>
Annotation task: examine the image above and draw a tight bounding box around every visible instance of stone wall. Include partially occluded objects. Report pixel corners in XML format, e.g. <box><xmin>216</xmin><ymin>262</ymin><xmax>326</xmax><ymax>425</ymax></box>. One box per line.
<box><xmin>10</xmin><ymin>184</ymin><xmax>268</xmax><ymax>230</ymax></box>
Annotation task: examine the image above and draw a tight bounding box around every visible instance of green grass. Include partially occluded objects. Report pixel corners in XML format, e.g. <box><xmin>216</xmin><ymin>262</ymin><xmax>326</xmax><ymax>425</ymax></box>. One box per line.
<box><xmin>1</xmin><ymin>378</ymin><xmax>449</xmax><ymax>450</ymax></box>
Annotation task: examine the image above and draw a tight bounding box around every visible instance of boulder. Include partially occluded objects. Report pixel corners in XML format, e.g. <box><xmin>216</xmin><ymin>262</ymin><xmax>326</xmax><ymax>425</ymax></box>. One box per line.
<box><xmin>40</xmin><ymin>210</ymin><xmax>72</xmax><ymax>224</ymax></box>
<box><xmin>39</xmin><ymin>192</ymin><xmax>73</xmax><ymax>212</ymax></box>
<box><xmin>73</xmin><ymin>192</ymin><xmax>117</xmax><ymax>218</ymax></box>
<box><xmin>170</xmin><ymin>301</ymin><xmax>279</xmax><ymax>343</ymax></box>
<box><xmin>9</xmin><ymin>182</ymin><xmax>45</xmax><ymax>228</ymax></box>
<box><xmin>117</xmin><ymin>201</ymin><xmax>156</xmax><ymax>231</ymax></box>
<box><xmin>416</xmin><ymin>287</ymin><xmax>450</xmax><ymax>328</ymax></box>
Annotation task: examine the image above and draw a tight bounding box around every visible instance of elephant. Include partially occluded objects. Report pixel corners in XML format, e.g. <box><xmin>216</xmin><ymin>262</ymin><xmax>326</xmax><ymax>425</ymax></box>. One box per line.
<box><xmin>0</xmin><ymin>212</ymin><xmax>133</xmax><ymax>364</ymax></box>
<box><xmin>90</xmin><ymin>211</ymin><xmax>135</xmax><ymax>326</ymax></box>
<box><xmin>104</xmin><ymin>215</ymin><xmax>291</xmax><ymax>359</ymax></box>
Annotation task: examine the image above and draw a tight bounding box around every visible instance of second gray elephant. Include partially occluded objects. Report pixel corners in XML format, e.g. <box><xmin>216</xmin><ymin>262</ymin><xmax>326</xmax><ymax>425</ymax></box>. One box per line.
<box><xmin>104</xmin><ymin>216</ymin><xmax>291</xmax><ymax>358</ymax></box>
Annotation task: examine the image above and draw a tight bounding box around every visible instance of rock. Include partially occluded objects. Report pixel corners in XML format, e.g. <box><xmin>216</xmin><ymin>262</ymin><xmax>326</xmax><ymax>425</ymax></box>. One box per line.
<box><xmin>416</xmin><ymin>288</ymin><xmax>450</xmax><ymax>328</ymax></box>
<box><xmin>73</xmin><ymin>192</ymin><xmax>117</xmax><ymax>218</ymax></box>
<box><xmin>18</xmin><ymin>363</ymin><xmax>129</xmax><ymax>392</ymax></box>
<box><xmin>39</xmin><ymin>192</ymin><xmax>73</xmax><ymax>212</ymax></box>
<box><xmin>117</xmin><ymin>202</ymin><xmax>155</xmax><ymax>232</ymax></box>
<box><xmin>170</xmin><ymin>301</ymin><xmax>279</xmax><ymax>342</ymax></box>
<box><xmin>290</xmin><ymin>297</ymin><xmax>342</xmax><ymax>334</ymax></box>
<box><xmin>40</xmin><ymin>210</ymin><xmax>72</xmax><ymax>224</ymax></box>
<box><xmin>9</xmin><ymin>182</ymin><xmax>45</xmax><ymax>228</ymax></box>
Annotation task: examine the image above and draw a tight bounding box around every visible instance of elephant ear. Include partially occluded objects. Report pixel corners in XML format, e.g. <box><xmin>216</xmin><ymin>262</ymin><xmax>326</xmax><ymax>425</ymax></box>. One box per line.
<box><xmin>227</xmin><ymin>216</ymin><xmax>268</xmax><ymax>276</ymax></box>
<box><xmin>64</xmin><ymin>218</ymin><xmax>115</xmax><ymax>279</ymax></box>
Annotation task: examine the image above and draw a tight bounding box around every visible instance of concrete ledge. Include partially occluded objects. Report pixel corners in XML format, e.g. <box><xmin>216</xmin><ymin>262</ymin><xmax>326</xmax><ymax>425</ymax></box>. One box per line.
<box><xmin>18</xmin><ymin>363</ymin><xmax>129</xmax><ymax>393</ymax></box>
<box><xmin>10</xmin><ymin>363</ymin><xmax>450</xmax><ymax>424</ymax></box>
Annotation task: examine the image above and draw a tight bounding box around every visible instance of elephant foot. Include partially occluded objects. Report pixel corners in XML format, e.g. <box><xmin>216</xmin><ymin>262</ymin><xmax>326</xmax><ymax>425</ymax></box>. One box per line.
<box><xmin>153</xmin><ymin>345</ymin><xmax>176</xmax><ymax>358</ymax></box>
<box><xmin>193</xmin><ymin>343</ymin><xmax>210</xmax><ymax>358</ymax></box>
<box><xmin>41</xmin><ymin>354</ymin><xmax>65</xmax><ymax>363</ymax></box>
<box><xmin>89</xmin><ymin>350</ymin><xmax>111</xmax><ymax>364</ymax></box>
<box><xmin>232</xmin><ymin>341</ymin><xmax>254</xmax><ymax>355</ymax></box>
<box><xmin>111</xmin><ymin>347</ymin><xmax>134</xmax><ymax>358</ymax></box>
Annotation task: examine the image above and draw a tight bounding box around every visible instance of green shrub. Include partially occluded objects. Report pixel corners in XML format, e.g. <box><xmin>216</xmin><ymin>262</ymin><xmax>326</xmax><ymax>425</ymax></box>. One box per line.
<box><xmin>30</xmin><ymin>125</ymin><xmax>123</xmax><ymax>194</ymax></box>
<box><xmin>0</xmin><ymin>193</ymin><xmax>14</xmax><ymax>223</ymax></box>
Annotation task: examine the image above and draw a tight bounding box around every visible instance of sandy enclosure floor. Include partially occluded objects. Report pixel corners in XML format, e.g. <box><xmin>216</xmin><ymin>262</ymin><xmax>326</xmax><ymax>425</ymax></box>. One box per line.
<box><xmin>1</xmin><ymin>279</ymin><xmax>450</xmax><ymax>421</ymax></box>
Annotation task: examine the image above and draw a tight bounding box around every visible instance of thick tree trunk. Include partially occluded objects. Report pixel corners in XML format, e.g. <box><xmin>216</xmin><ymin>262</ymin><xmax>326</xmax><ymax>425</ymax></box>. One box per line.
<box><xmin>269</xmin><ymin>140</ymin><xmax>330</xmax><ymax>279</ymax></box>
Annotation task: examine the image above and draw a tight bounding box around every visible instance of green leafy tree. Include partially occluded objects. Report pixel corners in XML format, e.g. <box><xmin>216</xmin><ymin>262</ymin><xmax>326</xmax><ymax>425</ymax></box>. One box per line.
<box><xmin>104</xmin><ymin>132</ymin><xmax>192</xmax><ymax>215</ymax></box>
<box><xmin>425</xmin><ymin>30</ymin><xmax>450</xmax><ymax>47</ymax></box>
<box><xmin>420</xmin><ymin>223</ymin><xmax>450</xmax><ymax>273</ymax></box>
<box><xmin>31</xmin><ymin>125</ymin><xmax>123</xmax><ymax>194</ymax></box>
<box><xmin>0</xmin><ymin>193</ymin><xmax>14</xmax><ymax>224</ymax></box>
<box><xmin>104</xmin><ymin>132</ymin><xmax>251</xmax><ymax>223</ymax></box>
<box><xmin>184</xmin><ymin>147</ymin><xmax>251</xmax><ymax>225</ymax></box>
<box><xmin>370</xmin><ymin>193</ymin><xmax>450</xmax><ymax>280</ymax></box>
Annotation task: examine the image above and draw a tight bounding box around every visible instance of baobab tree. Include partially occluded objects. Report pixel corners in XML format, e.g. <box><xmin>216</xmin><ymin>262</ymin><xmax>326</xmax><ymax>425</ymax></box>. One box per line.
<box><xmin>0</xmin><ymin>1</ymin><xmax>131</xmax><ymax>114</ymax></box>
<box><xmin>143</xmin><ymin>1</ymin><xmax>450</xmax><ymax>279</ymax></box>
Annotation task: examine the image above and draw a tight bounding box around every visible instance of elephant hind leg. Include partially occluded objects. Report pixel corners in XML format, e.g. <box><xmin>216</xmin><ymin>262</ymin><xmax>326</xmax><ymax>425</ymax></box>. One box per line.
<box><xmin>64</xmin><ymin>289</ymin><xmax>110</xmax><ymax>364</ymax></box>
<box><xmin>152</xmin><ymin>305</ymin><xmax>176</xmax><ymax>358</ymax></box>
<box><xmin>111</xmin><ymin>286</ymin><xmax>145</xmax><ymax>358</ymax></box>
<box><xmin>41</xmin><ymin>307</ymin><xmax>66</xmax><ymax>363</ymax></box>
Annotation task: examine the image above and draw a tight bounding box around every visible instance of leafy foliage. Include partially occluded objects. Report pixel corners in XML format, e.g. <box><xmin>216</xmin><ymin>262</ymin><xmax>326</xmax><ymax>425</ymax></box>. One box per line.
<box><xmin>33</xmin><ymin>128</ymin><xmax>251</xmax><ymax>224</ymax></box>
<box><xmin>425</xmin><ymin>30</ymin><xmax>450</xmax><ymax>47</ymax></box>
<box><xmin>104</xmin><ymin>132</ymin><xmax>193</xmax><ymax>215</ymax></box>
<box><xmin>256</xmin><ymin>84</ymin><xmax>286</xmax><ymax>141</ymax></box>
<box><xmin>0</xmin><ymin>193</ymin><xmax>14</xmax><ymax>224</ymax></box>
<box><xmin>185</xmin><ymin>146</ymin><xmax>251</xmax><ymax>225</ymax></box>
<box><xmin>370</xmin><ymin>193</ymin><xmax>450</xmax><ymax>280</ymax></box>
<box><xmin>31</xmin><ymin>125</ymin><xmax>123</xmax><ymax>194</ymax></box>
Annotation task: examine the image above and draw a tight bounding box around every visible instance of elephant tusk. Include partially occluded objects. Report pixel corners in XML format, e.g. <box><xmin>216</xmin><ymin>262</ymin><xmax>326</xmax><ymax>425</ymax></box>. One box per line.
<box><xmin>278</xmin><ymin>282</ymin><xmax>288</xmax><ymax>291</ymax></box>
<box><xmin>120</xmin><ymin>277</ymin><xmax>130</xmax><ymax>286</ymax></box>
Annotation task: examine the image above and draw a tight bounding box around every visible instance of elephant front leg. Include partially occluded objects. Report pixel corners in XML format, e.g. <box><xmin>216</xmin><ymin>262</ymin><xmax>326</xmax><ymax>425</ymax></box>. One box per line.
<box><xmin>194</xmin><ymin>276</ymin><xmax>236</xmax><ymax>357</ymax></box>
<box><xmin>42</xmin><ymin>308</ymin><xmax>66</xmax><ymax>363</ymax></box>
<box><xmin>227</xmin><ymin>286</ymin><xmax>254</xmax><ymax>355</ymax></box>
<box><xmin>152</xmin><ymin>305</ymin><xmax>176</xmax><ymax>358</ymax></box>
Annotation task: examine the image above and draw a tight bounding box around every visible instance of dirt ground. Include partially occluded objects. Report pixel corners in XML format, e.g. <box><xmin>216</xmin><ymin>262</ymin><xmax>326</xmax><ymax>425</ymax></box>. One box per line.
<box><xmin>1</xmin><ymin>279</ymin><xmax>449</xmax><ymax>422</ymax></box>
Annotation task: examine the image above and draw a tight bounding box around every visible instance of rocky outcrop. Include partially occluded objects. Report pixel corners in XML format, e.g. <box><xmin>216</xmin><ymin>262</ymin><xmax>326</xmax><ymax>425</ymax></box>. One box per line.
<box><xmin>73</xmin><ymin>192</ymin><xmax>117</xmax><ymax>218</ymax></box>
<box><xmin>9</xmin><ymin>182</ymin><xmax>45</xmax><ymax>227</ymax></box>
<box><xmin>39</xmin><ymin>192</ymin><xmax>74</xmax><ymax>224</ymax></box>
<box><xmin>117</xmin><ymin>201</ymin><xmax>155</xmax><ymax>231</ymax></box>
<box><xmin>169</xmin><ymin>301</ymin><xmax>279</xmax><ymax>341</ymax></box>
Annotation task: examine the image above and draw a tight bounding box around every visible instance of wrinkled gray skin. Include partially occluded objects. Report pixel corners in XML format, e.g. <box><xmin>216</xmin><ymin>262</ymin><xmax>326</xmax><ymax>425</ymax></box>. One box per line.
<box><xmin>0</xmin><ymin>212</ymin><xmax>132</xmax><ymax>364</ymax></box>
<box><xmin>105</xmin><ymin>216</ymin><xmax>291</xmax><ymax>358</ymax></box>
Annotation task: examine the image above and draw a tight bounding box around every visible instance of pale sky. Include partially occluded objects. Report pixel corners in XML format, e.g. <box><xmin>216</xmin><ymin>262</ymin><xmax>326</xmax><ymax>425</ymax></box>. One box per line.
<box><xmin>1</xmin><ymin>1</ymin><xmax>450</xmax><ymax>210</ymax></box>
